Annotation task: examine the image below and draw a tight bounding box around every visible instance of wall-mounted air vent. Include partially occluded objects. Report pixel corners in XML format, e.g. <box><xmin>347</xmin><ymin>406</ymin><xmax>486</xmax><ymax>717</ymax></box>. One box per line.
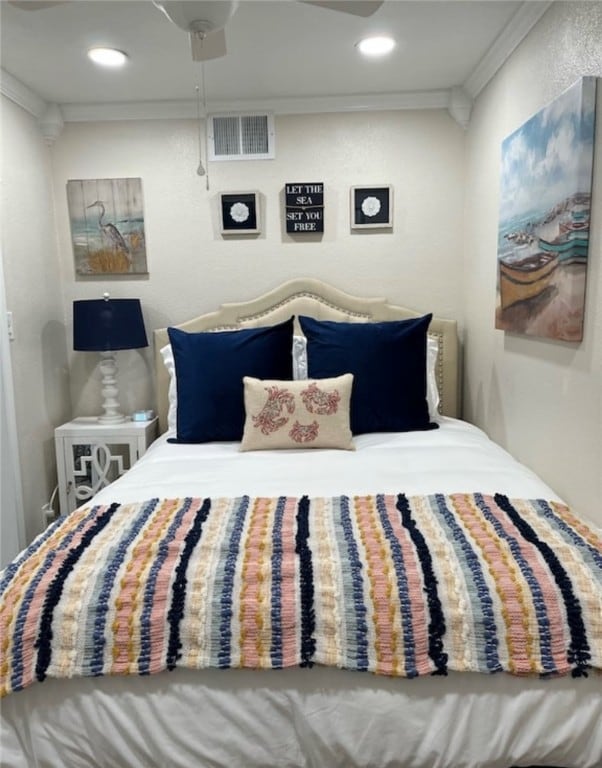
<box><xmin>208</xmin><ymin>113</ymin><xmax>275</xmax><ymax>161</ymax></box>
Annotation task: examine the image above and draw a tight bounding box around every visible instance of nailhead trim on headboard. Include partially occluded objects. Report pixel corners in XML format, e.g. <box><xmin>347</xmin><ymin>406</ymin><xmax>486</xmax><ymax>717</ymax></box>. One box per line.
<box><xmin>238</xmin><ymin>291</ymin><xmax>373</xmax><ymax>323</ymax></box>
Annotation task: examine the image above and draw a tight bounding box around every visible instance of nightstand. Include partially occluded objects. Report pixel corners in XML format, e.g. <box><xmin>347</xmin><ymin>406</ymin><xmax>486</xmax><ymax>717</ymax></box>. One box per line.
<box><xmin>54</xmin><ymin>417</ymin><xmax>158</xmax><ymax>515</ymax></box>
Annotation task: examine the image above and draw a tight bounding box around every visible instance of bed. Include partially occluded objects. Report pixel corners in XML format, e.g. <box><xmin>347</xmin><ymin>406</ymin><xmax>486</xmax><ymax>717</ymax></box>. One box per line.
<box><xmin>1</xmin><ymin>278</ymin><xmax>601</xmax><ymax>768</ymax></box>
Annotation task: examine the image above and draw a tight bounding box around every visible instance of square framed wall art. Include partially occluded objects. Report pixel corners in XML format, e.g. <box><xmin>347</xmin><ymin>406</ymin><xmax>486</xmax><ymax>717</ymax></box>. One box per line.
<box><xmin>350</xmin><ymin>185</ymin><xmax>393</xmax><ymax>229</ymax></box>
<box><xmin>67</xmin><ymin>177</ymin><xmax>147</xmax><ymax>275</ymax></box>
<box><xmin>220</xmin><ymin>191</ymin><xmax>261</xmax><ymax>235</ymax></box>
<box><xmin>285</xmin><ymin>182</ymin><xmax>324</xmax><ymax>233</ymax></box>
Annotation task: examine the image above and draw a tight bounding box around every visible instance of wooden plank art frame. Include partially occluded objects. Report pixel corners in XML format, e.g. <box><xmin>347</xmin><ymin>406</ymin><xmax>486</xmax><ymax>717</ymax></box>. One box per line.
<box><xmin>67</xmin><ymin>177</ymin><xmax>147</xmax><ymax>276</ymax></box>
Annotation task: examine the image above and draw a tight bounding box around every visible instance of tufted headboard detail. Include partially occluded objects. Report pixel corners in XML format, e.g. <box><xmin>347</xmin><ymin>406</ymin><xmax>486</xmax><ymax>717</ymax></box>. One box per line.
<box><xmin>154</xmin><ymin>278</ymin><xmax>460</xmax><ymax>434</ymax></box>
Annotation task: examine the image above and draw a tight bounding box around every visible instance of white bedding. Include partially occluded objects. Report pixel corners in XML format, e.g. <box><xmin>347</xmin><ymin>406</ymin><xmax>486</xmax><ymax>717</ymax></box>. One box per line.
<box><xmin>2</xmin><ymin>419</ymin><xmax>600</xmax><ymax>768</ymax></box>
<box><xmin>92</xmin><ymin>417</ymin><xmax>562</xmax><ymax>505</ymax></box>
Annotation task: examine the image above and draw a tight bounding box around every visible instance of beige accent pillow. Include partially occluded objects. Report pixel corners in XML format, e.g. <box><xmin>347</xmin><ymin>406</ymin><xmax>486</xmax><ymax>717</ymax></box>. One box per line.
<box><xmin>241</xmin><ymin>374</ymin><xmax>354</xmax><ymax>451</ymax></box>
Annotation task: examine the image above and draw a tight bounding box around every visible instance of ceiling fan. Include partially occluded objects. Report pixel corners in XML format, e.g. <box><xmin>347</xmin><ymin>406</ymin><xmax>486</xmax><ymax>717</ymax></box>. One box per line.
<box><xmin>9</xmin><ymin>0</ymin><xmax>384</xmax><ymax>62</ymax></box>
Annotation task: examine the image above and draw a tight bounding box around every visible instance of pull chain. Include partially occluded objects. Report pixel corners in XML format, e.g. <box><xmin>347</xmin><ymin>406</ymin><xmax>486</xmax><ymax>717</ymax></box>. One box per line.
<box><xmin>195</xmin><ymin>84</ymin><xmax>205</xmax><ymax>178</ymax></box>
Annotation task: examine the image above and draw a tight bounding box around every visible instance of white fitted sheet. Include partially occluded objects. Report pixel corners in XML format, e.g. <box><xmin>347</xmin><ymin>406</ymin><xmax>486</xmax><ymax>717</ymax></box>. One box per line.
<box><xmin>2</xmin><ymin>419</ymin><xmax>600</xmax><ymax>768</ymax></box>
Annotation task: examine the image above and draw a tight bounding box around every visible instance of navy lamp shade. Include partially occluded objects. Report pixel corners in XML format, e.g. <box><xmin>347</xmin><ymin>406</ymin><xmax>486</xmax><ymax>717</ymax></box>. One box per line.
<box><xmin>73</xmin><ymin>296</ymin><xmax>148</xmax><ymax>424</ymax></box>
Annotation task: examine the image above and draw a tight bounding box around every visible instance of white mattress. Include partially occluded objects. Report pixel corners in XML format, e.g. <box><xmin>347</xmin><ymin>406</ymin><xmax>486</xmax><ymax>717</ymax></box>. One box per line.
<box><xmin>2</xmin><ymin>419</ymin><xmax>600</xmax><ymax>768</ymax></box>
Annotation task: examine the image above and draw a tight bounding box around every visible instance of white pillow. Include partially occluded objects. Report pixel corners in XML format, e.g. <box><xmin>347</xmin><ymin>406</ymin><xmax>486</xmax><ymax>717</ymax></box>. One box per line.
<box><xmin>292</xmin><ymin>334</ymin><xmax>307</xmax><ymax>380</ymax></box>
<box><xmin>426</xmin><ymin>335</ymin><xmax>440</xmax><ymax>421</ymax></box>
<box><xmin>160</xmin><ymin>343</ymin><xmax>177</xmax><ymax>434</ymax></box>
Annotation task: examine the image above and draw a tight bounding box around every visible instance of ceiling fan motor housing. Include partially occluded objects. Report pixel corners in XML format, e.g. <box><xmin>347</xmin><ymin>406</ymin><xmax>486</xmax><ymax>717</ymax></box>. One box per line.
<box><xmin>154</xmin><ymin>0</ymin><xmax>240</xmax><ymax>33</ymax></box>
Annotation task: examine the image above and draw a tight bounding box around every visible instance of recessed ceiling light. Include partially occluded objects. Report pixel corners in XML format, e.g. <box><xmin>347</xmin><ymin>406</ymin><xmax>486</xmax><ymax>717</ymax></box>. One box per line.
<box><xmin>356</xmin><ymin>36</ymin><xmax>396</xmax><ymax>57</ymax></box>
<box><xmin>87</xmin><ymin>47</ymin><xmax>128</xmax><ymax>68</ymax></box>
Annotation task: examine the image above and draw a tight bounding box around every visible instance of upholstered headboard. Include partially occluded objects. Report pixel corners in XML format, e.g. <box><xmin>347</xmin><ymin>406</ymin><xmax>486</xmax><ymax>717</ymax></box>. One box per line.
<box><xmin>154</xmin><ymin>278</ymin><xmax>460</xmax><ymax>434</ymax></box>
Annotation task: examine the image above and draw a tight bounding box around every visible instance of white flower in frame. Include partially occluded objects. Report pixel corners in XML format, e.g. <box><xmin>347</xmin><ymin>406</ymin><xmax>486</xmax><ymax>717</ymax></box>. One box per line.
<box><xmin>361</xmin><ymin>196</ymin><xmax>381</xmax><ymax>218</ymax></box>
<box><xmin>230</xmin><ymin>202</ymin><xmax>250</xmax><ymax>223</ymax></box>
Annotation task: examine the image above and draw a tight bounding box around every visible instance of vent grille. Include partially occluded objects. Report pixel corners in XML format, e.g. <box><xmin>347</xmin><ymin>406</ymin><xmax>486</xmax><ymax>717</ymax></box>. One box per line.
<box><xmin>213</xmin><ymin>116</ymin><xmax>240</xmax><ymax>156</ymax></box>
<box><xmin>209</xmin><ymin>113</ymin><xmax>275</xmax><ymax>161</ymax></box>
<box><xmin>241</xmin><ymin>115</ymin><xmax>269</xmax><ymax>154</ymax></box>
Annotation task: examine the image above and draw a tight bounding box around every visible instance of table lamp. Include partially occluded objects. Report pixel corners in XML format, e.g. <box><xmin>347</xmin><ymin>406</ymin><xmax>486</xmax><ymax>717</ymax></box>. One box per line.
<box><xmin>73</xmin><ymin>294</ymin><xmax>148</xmax><ymax>424</ymax></box>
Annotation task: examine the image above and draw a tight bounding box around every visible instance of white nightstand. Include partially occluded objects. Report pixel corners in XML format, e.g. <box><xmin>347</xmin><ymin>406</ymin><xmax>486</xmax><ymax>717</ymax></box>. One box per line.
<box><xmin>54</xmin><ymin>417</ymin><xmax>158</xmax><ymax>515</ymax></box>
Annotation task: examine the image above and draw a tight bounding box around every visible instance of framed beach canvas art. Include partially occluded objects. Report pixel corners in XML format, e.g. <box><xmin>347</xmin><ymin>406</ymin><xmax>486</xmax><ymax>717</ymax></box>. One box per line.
<box><xmin>67</xmin><ymin>178</ymin><xmax>147</xmax><ymax>276</ymax></box>
<box><xmin>495</xmin><ymin>77</ymin><xmax>596</xmax><ymax>341</ymax></box>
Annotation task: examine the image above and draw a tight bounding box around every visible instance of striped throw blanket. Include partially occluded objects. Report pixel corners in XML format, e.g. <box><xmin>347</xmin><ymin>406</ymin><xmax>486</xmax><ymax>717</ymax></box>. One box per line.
<box><xmin>1</xmin><ymin>493</ymin><xmax>601</xmax><ymax>696</ymax></box>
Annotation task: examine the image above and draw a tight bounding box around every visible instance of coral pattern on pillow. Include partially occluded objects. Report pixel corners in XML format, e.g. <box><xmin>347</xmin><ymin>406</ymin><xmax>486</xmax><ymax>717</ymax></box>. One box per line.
<box><xmin>241</xmin><ymin>374</ymin><xmax>354</xmax><ymax>451</ymax></box>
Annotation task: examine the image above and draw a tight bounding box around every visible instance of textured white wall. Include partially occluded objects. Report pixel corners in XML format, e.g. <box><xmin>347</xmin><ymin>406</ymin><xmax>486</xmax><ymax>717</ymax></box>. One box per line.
<box><xmin>1</xmin><ymin>96</ymin><xmax>71</xmax><ymax>542</ymax></box>
<box><xmin>463</xmin><ymin>2</ymin><xmax>602</xmax><ymax>524</ymax></box>
<box><xmin>50</xmin><ymin>109</ymin><xmax>465</xmax><ymax>417</ymax></box>
<box><xmin>4</xmin><ymin>2</ymin><xmax>600</xmax><ymax>542</ymax></box>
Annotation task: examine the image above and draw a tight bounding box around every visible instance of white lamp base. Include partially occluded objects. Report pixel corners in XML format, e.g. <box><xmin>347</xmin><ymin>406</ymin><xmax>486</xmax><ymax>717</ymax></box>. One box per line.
<box><xmin>98</xmin><ymin>350</ymin><xmax>126</xmax><ymax>424</ymax></box>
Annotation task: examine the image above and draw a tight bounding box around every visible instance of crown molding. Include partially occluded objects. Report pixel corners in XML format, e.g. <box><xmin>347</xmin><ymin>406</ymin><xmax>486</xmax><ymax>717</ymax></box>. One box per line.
<box><xmin>448</xmin><ymin>87</ymin><xmax>472</xmax><ymax>130</ymax></box>
<box><xmin>463</xmin><ymin>1</ymin><xmax>553</xmax><ymax>99</ymax></box>
<box><xmin>0</xmin><ymin>68</ymin><xmax>46</xmax><ymax>118</ymax></box>
<box><xmin>1</xmin><ymin>4</ymin><xmax>552</xmax><ymax>130</ymax></box>
<box><xmin>1</xmin><ymin>85</ymin><xmax>470</xmax><ymax>129</ymax></box>
<box><xmin>59</xmin><ymin>90</ymin><xmax>452</xmax><ymax>122</ymax></box>
<box><xmin>39</xmin><ymin>103</ymin><xmax>64</xmax><ymax>145</ymax></box>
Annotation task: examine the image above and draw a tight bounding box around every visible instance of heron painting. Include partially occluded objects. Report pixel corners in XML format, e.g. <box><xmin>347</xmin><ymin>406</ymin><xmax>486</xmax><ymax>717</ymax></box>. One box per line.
<box><xmin>67</xmin><ymin>178</ymin><xmax>147</xmax><ymax>275</ymax></box>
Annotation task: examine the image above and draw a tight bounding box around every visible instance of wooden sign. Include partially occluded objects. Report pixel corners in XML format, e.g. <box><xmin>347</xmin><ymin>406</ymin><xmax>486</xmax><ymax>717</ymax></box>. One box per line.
<box><xmin>285</xmin><ymin>183</ymin><xmax>324</xmax><ymax>233</ymax></box>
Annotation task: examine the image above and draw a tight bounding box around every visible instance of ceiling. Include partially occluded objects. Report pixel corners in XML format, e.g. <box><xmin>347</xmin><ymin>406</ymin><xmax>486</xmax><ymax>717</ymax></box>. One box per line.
<box><xmin>0</xmin><ymin>0</ymin><xmax>549</xmax><ymax>122</ymax></box>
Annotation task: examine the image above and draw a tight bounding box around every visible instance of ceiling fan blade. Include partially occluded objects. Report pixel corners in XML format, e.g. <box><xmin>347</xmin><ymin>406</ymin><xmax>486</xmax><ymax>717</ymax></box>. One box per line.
<box><xmin>302</xmin><ymin>1</ymin><xmax>384</xmax><ymax>17</ymax></box>
<box><xmin>190</xmin><ymin>28</ymin><xmax>227</xmax><ymax>62</ymax></box>
<box><xmin>8</xmin><ymin>1</ymin><xmax>68</xmax><ymax>9</ymax></box>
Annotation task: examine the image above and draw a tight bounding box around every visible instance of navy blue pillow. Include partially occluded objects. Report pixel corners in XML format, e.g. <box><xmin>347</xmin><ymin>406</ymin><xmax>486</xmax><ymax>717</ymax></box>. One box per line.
<box><xmin>168</xmin><ymin>317</ymin><xmax>294</xmax><ymax>443</ymax></box>
<box><xmin>298</xmin><ymin>314</ymin><xmax>437</xmax><ymax>435</ymax></box>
